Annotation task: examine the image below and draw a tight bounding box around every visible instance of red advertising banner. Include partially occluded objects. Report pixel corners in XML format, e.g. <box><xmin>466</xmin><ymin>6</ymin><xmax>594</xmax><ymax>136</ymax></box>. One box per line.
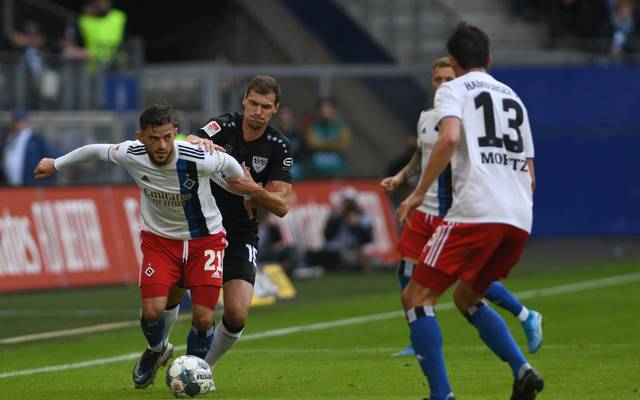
<box><xmin>277</xmin><ymin>180</ymin><xmax>400</xmax><ymax>262</ymax></box>
<box><xmin>0</xmin><ymin>181</ymin><xmax>399</xmax><ymax>292</ymax></box>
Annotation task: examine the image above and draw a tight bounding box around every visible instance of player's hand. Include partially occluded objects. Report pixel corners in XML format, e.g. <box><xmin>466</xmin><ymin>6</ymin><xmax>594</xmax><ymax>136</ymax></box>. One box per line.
<box><xmin>226</xmin><ymin>162</ymin><xmax>260</xmax><ymax>196</ymax></box>
<box><xmin>185</xmin><ymin>135</ymin><xmax>226</xmax><ymax>154</ymax></box>
<box><xmin>34</xmin><ymin>158</ymin><xmax>57</xmax><ymax>179</ymax></box>
<box><xmin>380</xmin><ymin>175</ymin><xmax>403</xmax><ymax>192</ymax></box>
<box><xmin>396</xmin><ymin>192</ymin><xmax>423</xmax><ymax>225</ymax></box>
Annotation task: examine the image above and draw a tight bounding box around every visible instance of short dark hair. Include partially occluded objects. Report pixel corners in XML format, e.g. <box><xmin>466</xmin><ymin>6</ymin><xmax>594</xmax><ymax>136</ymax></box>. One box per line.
<box><xmin>245</xmin><ymin>75</ymin><xmax>281</xmax><ymax>104</ymax></box>
<box><xmin>446</xmin><ymin>22</ymin><xmax>490</xmax><ymax>69</ymax></box>
<box><xmin>139</xmin><ymin>104</ymin><xmax>176</xmax><ymax>131</ymax></box>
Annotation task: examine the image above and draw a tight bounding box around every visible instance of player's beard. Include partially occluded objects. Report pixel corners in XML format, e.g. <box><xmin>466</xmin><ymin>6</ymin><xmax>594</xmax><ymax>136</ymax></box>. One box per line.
<box><xmin>247</xmin><ymin>120</ymin><xmax>265</xmax><ymax>130</ymax></box>
<box><xmin>246</xmin><ymin>115</ymin><xmax>267</xmax><ymax>130</ymax></box>
<box><xmin>149</xmin><ymin>148</ymin><xmax>173</xmax><ymax>165</ymax></box>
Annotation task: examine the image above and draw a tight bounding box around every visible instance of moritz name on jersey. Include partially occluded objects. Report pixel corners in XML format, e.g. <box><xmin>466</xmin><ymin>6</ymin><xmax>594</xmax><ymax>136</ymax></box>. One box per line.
<box><xmin>480</xmin><ymin>152</ymin><xmax>529</xmax><ymax>172</ymax></box>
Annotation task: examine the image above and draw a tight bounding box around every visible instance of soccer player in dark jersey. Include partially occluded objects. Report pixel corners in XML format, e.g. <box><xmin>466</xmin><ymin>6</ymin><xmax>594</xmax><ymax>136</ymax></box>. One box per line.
<box><xmin>162</xmin><ymin>75</ymin><xmax>293</xmax><ymax>377</ymax></box>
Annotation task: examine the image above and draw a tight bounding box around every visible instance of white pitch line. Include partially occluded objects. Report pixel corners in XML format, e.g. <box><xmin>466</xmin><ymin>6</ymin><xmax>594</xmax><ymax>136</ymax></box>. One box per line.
<box><xmin>0</xmin><ymin>315</ymin><xmax>191</xmax><ymax>345</ymax></box>
<box><xmin>0</xmin><ymin>309</ymin><xmax>139</xmax><ymax>317</ymax></box>
<box><xmin>226</xmin><ymin>343</ymin><xmax>640</xmax><ymax>354</ymax></box>
<box><xmin>0</xmin><ymin>271</ymin><xmax>639</xmax><ymax>379</ymax></box>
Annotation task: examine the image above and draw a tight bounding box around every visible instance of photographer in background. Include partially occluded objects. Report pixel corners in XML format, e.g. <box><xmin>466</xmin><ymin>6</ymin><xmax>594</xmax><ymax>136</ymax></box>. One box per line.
<box><xmin>308</xmin><ymin>187</ymin><xmax>373</xmax><ymax>273</ymax></box>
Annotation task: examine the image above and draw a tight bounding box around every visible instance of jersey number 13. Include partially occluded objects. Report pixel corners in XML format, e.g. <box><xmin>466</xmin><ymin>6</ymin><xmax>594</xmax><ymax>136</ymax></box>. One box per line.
<box><xmin>474</xmin><ymin>91</ymin><xmax>524</xmax><ymax>153</ymax></box>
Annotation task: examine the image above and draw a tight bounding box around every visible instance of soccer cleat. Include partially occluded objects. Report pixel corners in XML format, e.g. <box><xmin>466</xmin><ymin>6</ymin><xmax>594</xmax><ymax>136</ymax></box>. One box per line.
<box><xmin>133</xmin><ymin>342</ymin><xmax>174</xmax><ymax>388</ymax></box>
<box><xmin>511</xmin><ymin>368</ymin><xmax>544</xmax><ymax>400</ymax></box>
<box><xmin>521</xmin><ymin>310</ymin><xmax>543</xmax><ymax>354</ymax></box>
<box><xmin>393</xmin><ymin>344</ymin><xmax>416</xmax><ymax>357</ymax></box>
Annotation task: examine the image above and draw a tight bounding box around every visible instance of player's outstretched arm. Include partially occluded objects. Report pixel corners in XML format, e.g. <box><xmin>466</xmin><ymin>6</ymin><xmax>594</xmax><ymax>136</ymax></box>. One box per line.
<box><xmin>35</xmin><ymin>144</ymin><xmax>115</xmax><ymax>179</ymax></box>
<box><xmin>380</xmin><ymin>148</ymin><xmax>421</xmax><ymax>192</ymax></box>
<box><xmin>217</xmin><ymin>151</ymin><xmax>244</xmax><ymax>178</ymax></box>
<box><xmin>396</xmin><ymin>117</ymin><xmax>459</xmax><ymax>224</ymax></box>
<box><xmin>34</xmin><ymin>158</ymin><xmax>57</xmax><ymax>179</ymax></box>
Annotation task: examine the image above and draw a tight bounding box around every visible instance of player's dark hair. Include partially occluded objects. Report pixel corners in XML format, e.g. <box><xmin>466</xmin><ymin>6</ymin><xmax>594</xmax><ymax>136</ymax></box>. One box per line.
<box><xmin>139</xmin><ymin>104</ymin><xmax>177</xmax><ymax>131</ymax></box>
<box><xmin>245</xmin><ymin>75</ymin><xmax>281</xmax><ymax>105</ymax></box>
<box><xmin>446</xmin><ymin>22</ymin><xmax>490</xmax><ymax>69</ymax></box>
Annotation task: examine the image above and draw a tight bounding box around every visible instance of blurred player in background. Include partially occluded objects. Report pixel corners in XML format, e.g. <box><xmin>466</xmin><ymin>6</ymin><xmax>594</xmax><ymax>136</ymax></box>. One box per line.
<box><xmin>397</xmin><ymin>23</ymin><xmax>544</xmax><ymax>400</ymax></box>
<box><xmin>34</xmin><ymin>104</ymin><xmax>244</xmax><ymax>389</ymax></box>
<box><xmin>382</xmin><ymin>57</ymin><xmax>543</xmax><ymax>358</ymax></box>
<box><xmin>164</xmin><ymin>75</ymin><xmax>293</xmax><ymax>373</ymax></box>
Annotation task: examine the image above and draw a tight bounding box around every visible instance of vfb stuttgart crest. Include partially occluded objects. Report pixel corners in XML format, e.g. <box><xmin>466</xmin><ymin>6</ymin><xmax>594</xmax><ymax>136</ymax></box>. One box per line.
<box><xmin>252</xmin><ymin>156</ymin><xmax>269</xmax><ymax>173</ymax></box>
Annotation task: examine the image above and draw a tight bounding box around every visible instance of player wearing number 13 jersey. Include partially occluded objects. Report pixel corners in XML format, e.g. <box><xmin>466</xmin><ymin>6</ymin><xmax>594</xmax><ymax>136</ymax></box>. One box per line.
<box><xmin>399</xmin><ymin>23</ymin><xmax>543</xmax><ymax>400</ymax></box>
<box><xmin>35</xmin><ymin>104</ymin><xmax>245</xmax><ymax>389</ymax></box>
<box><xmin>384</xmin><ymin>57</ymin><xmax>542</xmax><ymax>359</ymax></box>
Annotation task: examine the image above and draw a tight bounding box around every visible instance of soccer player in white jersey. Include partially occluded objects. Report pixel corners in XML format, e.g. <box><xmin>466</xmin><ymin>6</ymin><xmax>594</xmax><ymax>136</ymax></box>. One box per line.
<box><xmin>397</xmin><ymin>24</ymin><xmax>544</xmax><ymax>400</ymax></box>
<box><xmin>34</xmin><ymin>104</ymin><xmax>245</xmax><ymax>389</ymax></box>
<box><xmin>382</xmin><ymin>57</ymin><xmax>542</xmax><ymax>358</ymax></box>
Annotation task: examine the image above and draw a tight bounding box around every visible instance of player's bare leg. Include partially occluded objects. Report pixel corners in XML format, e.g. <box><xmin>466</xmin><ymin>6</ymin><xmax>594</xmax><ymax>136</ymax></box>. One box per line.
<box><xmin>204</xmin><ymin>279</ymin><xmax>253</xmax><ymax>367</ymax></box>
<box><xmin>454</xmin><ymin>281</ymin><xmax>543</xmax><ymax>400</ymax></box>
<box><xmin>401</xmin><ymin>280</ymin><xmax>455</xmax><ymax>400</ymax></box>
<box><xmin>187</xmin><ymin>302</ymin><xmax>216</xmax><ymax>358</ymax></box>
<box><xmin>133</xmin><ymin>296</ymin><xmax>174</xmax><ymax>388</ymax></box>
<box><xmin>186</xmin><ymin>286</ymin><xmax>220</xmax><ymax>357</ymax></box>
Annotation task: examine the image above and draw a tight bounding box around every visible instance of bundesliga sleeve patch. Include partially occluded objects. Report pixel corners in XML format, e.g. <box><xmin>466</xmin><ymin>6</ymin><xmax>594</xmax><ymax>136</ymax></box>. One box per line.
<box><xmin>201</xmin><ymin>121</ymin><xmax>222</xmax><ymax>137</ymax></box>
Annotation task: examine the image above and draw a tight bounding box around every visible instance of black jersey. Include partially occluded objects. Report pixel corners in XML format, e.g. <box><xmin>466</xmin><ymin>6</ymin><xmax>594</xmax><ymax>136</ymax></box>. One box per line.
<box><xmin>196</xmin><ymin>113</ymin><xmax>293</xmax><ymax>242</ymax></box>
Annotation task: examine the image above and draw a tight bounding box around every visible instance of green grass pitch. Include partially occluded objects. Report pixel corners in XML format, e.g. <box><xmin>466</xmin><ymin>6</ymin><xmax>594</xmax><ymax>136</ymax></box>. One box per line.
<box><xmin>1</xmin><ymin>260</ymin><xmax>639</xmax><ymax>399</ymax></box>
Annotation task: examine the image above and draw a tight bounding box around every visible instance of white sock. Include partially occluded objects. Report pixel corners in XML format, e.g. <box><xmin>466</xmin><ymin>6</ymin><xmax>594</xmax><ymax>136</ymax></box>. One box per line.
<box><xmin>163</xmin><ymin>305</ymin><xmax>180</xmax><ymax>345</ymax></box>
<box><xmin>518</xmin><ymin>363</ymin><xmax>533</xmax><ymax>380</ymax></box>
<box><xmin>205</xmin><ymin>319</ymin><xmax>243</xmax><ymax>367</ymax></box>
<box><xmin>517</xmin><ymin>306</ymin><xmax>530</xmax><ymax>322</ymax></box>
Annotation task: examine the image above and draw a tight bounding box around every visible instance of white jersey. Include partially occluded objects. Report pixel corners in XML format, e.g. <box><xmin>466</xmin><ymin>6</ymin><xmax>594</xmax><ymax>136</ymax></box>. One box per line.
<box><xmin>107</xmin><ymin>140</ymin><xmax>234</xmax><ymax>240</ymax></box>
<box><xmin>416</xmin><ymin>109</ymin><xmax>452</xmax><ymax>217</ymax></box>
<box><xmin>434</xmin><ymin>71</ymin><xmax>534</xmax><ymax>232</ymax></box>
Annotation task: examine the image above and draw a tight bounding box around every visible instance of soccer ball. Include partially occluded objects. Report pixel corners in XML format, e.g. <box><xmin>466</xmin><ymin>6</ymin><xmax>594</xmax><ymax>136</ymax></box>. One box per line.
<box><xmin>165</xmin><ymin>355</ymin><xmax>214</xmax><ymax>398</ymax></box>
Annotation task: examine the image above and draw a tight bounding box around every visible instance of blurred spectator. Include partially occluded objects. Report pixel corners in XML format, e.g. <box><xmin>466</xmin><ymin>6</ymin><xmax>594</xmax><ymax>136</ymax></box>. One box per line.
<box><xmin>307</xmin><ymin>187</ymin><xmax>373</xmax><ymax>272</ymax></box>
<box><xmin>257</xmin><ymin>211</ymin><xmax>304</xmax><ymax>275</ymax></box>
<box><xmin>304</xmin><ymin>98</ymin><xmax>351</xmax><ymax>178</ymax></box>
<box><xmin>546</xmin><ymin>0</ymin><xmax>609</xmax><ymax>48</ymax></box>
<box><xmin>608</xmin><ymin>0</ymin><xmax>638</xmax><ymax>56</ymax></box>
<box><xmin>3</xmin><ymin>21</ymin><xmax>58</xmax><ymax>109</ymax></box>
<box><xmin>61</xmin><ymin>0</ymin><xmax>127</xmax><ymax>71</ymax></box>
<box><xmin>512</xmin><ymin>0</ymin><xmax>550</xmax><ymax>20</ymax></box>
<box><xmin>0</xmin><ymin>110</ymin><xmax>55</xmax><ymax>186</ymax></box>
<box><xmin>276</xmin><ymin>104</ymin><xmax>306</xmax><ymax>180</ymax></box>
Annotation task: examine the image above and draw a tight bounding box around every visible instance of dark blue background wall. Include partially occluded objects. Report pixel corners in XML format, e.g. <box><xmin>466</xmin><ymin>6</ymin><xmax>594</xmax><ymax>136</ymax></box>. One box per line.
<box><xmin>493</xmin><ymin>66</ymin><xmax>640</xmax><ymax>236</ymax></box>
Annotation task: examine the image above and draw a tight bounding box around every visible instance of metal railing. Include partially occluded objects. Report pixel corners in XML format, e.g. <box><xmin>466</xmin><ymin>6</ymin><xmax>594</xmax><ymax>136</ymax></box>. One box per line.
<box><xmin>142</xmin><ymin>62</ymin><xmax>432</xmax><ymax>115</ymax></box>
<box><xmin>0</xmin><ymin>36</ymin><xmax>144</xmax><ymax>111</ymax></box>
